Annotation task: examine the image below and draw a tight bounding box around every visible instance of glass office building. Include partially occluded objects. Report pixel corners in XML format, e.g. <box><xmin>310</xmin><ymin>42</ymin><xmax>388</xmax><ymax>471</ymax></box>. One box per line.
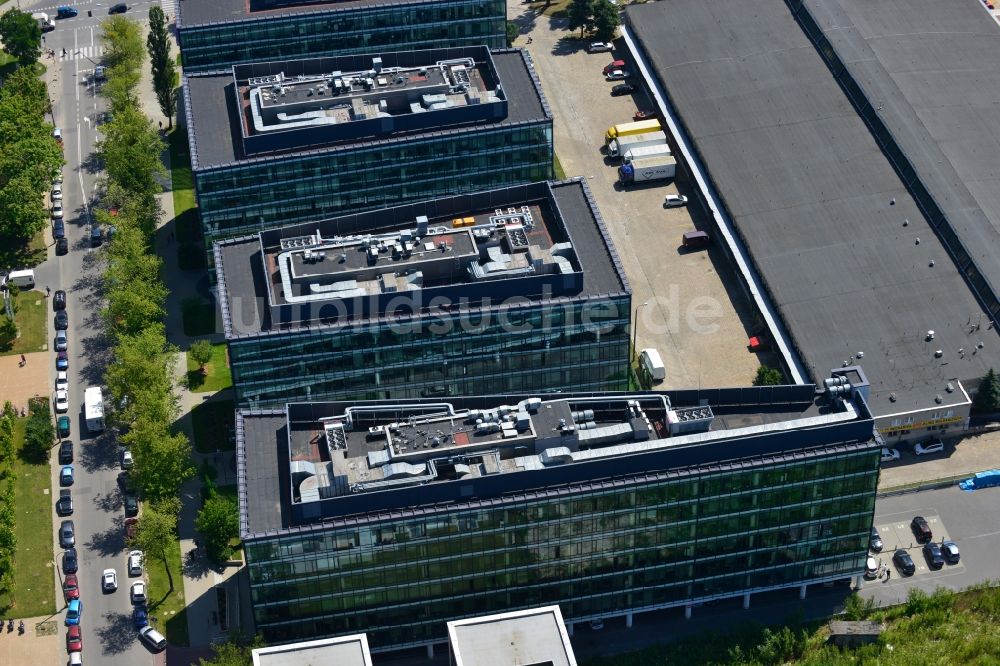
<box><xmin>237</xmin><ymin>378</ymin><xmax>882</xmax><ymax>650</ymax></box>
<box><xmin>216</xmin><ymin>180</ymin><xmax>632</xmax><ymax>408</ymax></box>
<box><xmin>183</xmin><ymin>48</ymin><xmax>553</xmax><ymax>253</ymax></box>
<box><xmin>177</xmin><ymin>0</ymin><xmax>507</xmax><ymax>74</ymax></box>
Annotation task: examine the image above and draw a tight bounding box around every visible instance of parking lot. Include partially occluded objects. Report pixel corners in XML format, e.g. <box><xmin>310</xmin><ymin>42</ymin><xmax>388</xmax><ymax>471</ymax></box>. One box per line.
<box><xmin>870</xmin><ymin>512</ymin><xmax>965</xmax><ymax>578</ymax></box>
<box><xmin>510</xmin><ymin>3</ymin><xmax>767</xmax><ymax>389</ymax></box>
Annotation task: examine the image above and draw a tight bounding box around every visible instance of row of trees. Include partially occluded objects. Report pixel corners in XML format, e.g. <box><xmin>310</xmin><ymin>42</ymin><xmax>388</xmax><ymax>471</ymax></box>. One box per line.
<box><xmin>0</xmin><ymin>61</ymin><xmax>64</xmax><ymax>241</ymax></box>
<box><xmin>0</xmin><ymin>10</ymin><xmax>42</xmax><ymax>67</ymax></box>
<box><xmin>0</xmin><ymin>403</ymin><xmax>18</xmax><ymax>597</ymax></box>
<box><xmin>568</xmin><ymin>0</ymin><xmax>621</xmax><ymax>43</ymax></box>
<box><xmin>96</xmin><ymin>10</ymin><xmax>194</xmax><ymax>595</ymax></box>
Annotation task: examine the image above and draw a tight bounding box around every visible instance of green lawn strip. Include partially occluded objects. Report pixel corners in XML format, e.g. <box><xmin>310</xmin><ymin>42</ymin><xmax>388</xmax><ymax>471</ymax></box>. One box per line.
<box><xmin>168</xmin><ymin>129</ymin><xmax>199</xmax><ymax>244</ymax></box>
<box><xmin>553</xmin><ymin>153</ymin><xmax>567</xmax><ymax>180</ymax></box>
<box><xmin>181</xmin><ymin>297</ymin><xmax>218</xmax><ymax>337</ymax></box>
<box><xmin>0</xmin><ymin>417</ymin><xmax>55</xmax><ymax>617</ymax></box>
<box><xmin>0</xmin><ymin>289</ymin><xmax>48</xmax><ymax>356</ymax></box>
<box><xmin>528</xmin><ymin>0</ymin><xmax>572</xmax><ymax>18</ymax></box>
<box><xmin>148</xmin><ymin>531</ymin><xmax>188</xmax><ymax>646</ymax></box>
<box><xmin>186</xmin><ymin>342</ymin><xmax>231</xmax><ymax>393</ymax></box>
<box><xmin>191</xmin><ymin>399</ymin><xmax>236</xmax><ymax>453</ymax></box>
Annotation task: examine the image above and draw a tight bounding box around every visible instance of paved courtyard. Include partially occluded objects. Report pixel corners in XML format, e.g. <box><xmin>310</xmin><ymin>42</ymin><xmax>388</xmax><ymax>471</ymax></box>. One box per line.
<box><xmin>0</xmin><ymin>352</ymin><xmax>52</xmax><ymax>412</ymax></box>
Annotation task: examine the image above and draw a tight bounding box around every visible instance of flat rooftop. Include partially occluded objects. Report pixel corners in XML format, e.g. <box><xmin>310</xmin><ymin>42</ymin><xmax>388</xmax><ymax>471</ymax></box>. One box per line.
<box><xmin>216</xmin><ymin>180</ymin><xmax>629</xmax><ymax>337</ymax></box>
<box><xmin>236</xmin><ymin>375</ymin><xmax>878</xmax><ymax>535</ymax></box>
<box><xmin>448</xmin><ymin>606</ymin><xmax>576</xmax><ymax>666</ymax></box>
<box><xmin>179</xmin><ymin>0</ymin><xmax>431</xmax><ymax>27</ymax></box>
<box><xmin>184</xmin><ymin>48</ymin><xmax>548</xmax><ymax>170</ymax></box>
<box><xmin>627</xmin><ymin>0</ymin><xmax>1000</xmax><ymax>416</ymax></box>
<box><xmin>804</xmin><ymin>0</ymin><xmax>1000</xmax><ymax>320</ymax></box>
<box><xmin>252</xmin><ymin>634</ymin><xmax>373</xmax><ymax>666</ymax></box>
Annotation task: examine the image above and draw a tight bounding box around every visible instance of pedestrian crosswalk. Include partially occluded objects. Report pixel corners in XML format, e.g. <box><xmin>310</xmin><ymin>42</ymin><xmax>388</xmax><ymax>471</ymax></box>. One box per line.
<box><xmin>60</xmin><ymin>46</ymin><xmax>104</xmax><ymax>64</ymax></box>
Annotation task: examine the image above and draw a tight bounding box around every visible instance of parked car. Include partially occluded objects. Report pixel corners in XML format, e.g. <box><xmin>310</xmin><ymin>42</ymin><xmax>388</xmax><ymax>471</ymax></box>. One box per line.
<box><xmin>893</xmin><ymin>549</ymin><xmax>915</xmax><ymax>576</ymax></box>
<box><xmin>53</xmin><ymin>289</ymin><xmax>67</xmax><ymax>310</ymax></box>
<box><xmin>94</xmin><ymin>65</ymin><xmax>107</xmax><ymax>81</ymax></box>
<box><xmin>58</xmin><ymin>415</ymin><xmax>71</xmax><ymax>439</ymax></box>
<box><xmin>911</xmin><ymin>516</ymin><xmax>933</xmax><ymax>543</ymax></box>
<box><xmin>57</xmin><ymin>6</ymin><xmax>79</xmax><ymax>19</ymax></box>
<box><xmin>65</xmin><ymin>598</ymin><xmax>82</xmax><ymax>626</ymax></box>
<box><xmin>59</xmin><ymin>520</ymin><xmax>75</xmax><ymax>548</ymax></box>
<box><xmin>56</xmin><ymin>371</ymin><xmax>69</xmax><ymax>393</ymax></box>
<box><xmin>664</xmin><ymin>194</ymin><xmax>688</xmax><ymax>208</ymax></box>
<box><xmin>124</xmin><ymin>493</ymin><xmax>139</xmax><ymax>517</ymax></box>
<box><xmin>55</xmin><ymin>329</ymin><xmax>68</xmax><ymax>351</ymax></box>
<box><xmin>133</xmin><ymin>606</ymin><xmax>149</xmax><ymax>628</ymax></box>
<box><xmin>633</xmin><ymin>109</ymin><xmax>656</xmax><ymax>121</ymax></box>
<box><xmin>941</xmin><ymin>540</ymin><xmax>960</xmax><ymax>564</ymax></box>
<box><xmin>55</xmin><ymin>389</ymin><xmax>69</xmax><ymax>413</ymax></box>
<box><xmin>682</xmin><ymin>230</ymin><xmax>711</xmax><ymax>249</ymax></box>
<box><xmin>63</xmin><ymin>547</ymin><xmax>78</xmax><ymax>574</ymax></box>
<box><xmin>611</xmin><ymin>83</ymin><xmax>636</xmax><ymax>96</ymax></box>
<box><xmin>881</xmin><ymin>447</ymin><xmax>901</xmax><ymax>462</ymax></box>
<box><xmin>108</xmin><ymin>3</ymin><xmax>128</xmax><ymax>14</ymax></box>
<box><xmin>587</xmin><ymin>41</ymin><xmax>613</xmax><ymax>53</ymax></box>
<box><xmin>128</xmin><ymin>550</ymin><xmax>144</xmax><ymax>577</ymax></box>
<box><xmin>62</xmin><ymin>573</ymin><xmax>79</xmax><ymax>600</ymax></box>
<box><xmin>102</xmin><ymin>568</ymin><xmax>118</xmax><ymax>592</ymax></box>
<box><xmin>870</xmin><ymin>527</ymin><xmax>883</xmax><ymax>553</ymax></box>
<box><xmin>915</xmin><ymin>439</ymin><xmax>944</xmax><ymax>456</ymax></box>
<box><xmin>51</xmin><ymin>183</ymin><xmax>63</xmax><ymax>200</ymax></box>
<box><xmin>90</xmin><ymin>224</ymin><xmax>103</xmax><ymax>247</ymax></box>
<box><xmin>55</xmin><ymin>310</ymin><xmax>69</xmax><ymax>330</ymax></box>
<box><xmin>56</xmin><ymin>489</ymin><xmax>73</xmax><ymax>516</ymax></box>
<box><xmin>139</xmin><ymin>626</ymin><xmax>167</xmax><ymax>652</ymax></box>
<box><xmin>53</xmin><ymin>127</ymin><xmax>63</xmax><ymax>144</ymax></box>
<box><xmin>53</xmin><ymin>218</ymin><xmax>65</xmax><ymax>239</ymax></box>
<box><xmin>864</xmin><ymin>555</ymin><xmax>879</xmax><ymax>579</ymax></box>
<box><xmin>121</xmin><ymin>449</ymin><xmax>134</xmax><ymax>470</ymax></box>
<box><xmin>124</xmin><ymin>516</ymin><xmax>138</xmax><ymax>540</ymax></box>
<box><xmin>605</xmin><ymin>69</ymin><xmax>631</xmax><ymax>80</ymax></box>
<box><xmin>60</xmin><ymin>465</ymin><xmax>74</xmax><ymax>486</ymax></box>
<box><xmin>56</xmin><ymin>351</ymin><xmax>69</xmax><ymax>371</ymax></box>
<box><xmin>923</xmin><ymin>542</ymin><xmax>944</xmax><ymax>569</ymax></box>
<box><xmin>52</xmin><ymin>201</ymin><xmax>64</xmax><ymax>219</ymax></box>
<box><xmin>603</xmin><ymin>60</ymin><xmax>626</xmax><ymax>74</ymax></box>
<box><xmin>66</xmin><ymin>624</ymin><xmax>82</xmax><ymax>653</ymax></box>
<box><xmin>58</xmin><ymin>439</ymin><xmax>73</xmax><ymax>463</ymax></box>
<box><xmin>56</xmin><ymin>237</ymin><xmax>69</xmax><ymax>255</ymax></box>
<box><xmin>130</xmin><ymin>581</ymin><xmax>147</xmax><ymax>605</ymax></box>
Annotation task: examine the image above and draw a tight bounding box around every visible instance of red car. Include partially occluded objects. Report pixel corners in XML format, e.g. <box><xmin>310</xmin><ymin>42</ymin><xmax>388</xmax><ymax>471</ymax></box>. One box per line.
<box><xmin>66</xmin><ymin>625</ymin><xmax>82</xmax><ymax>652</ymax></box>
<box><xmin>63</xmin><ymin>573</ymin><xmax>79</xmax><ymax>601</ymax></box>
<box><xmin>124</xmin><ymin>517</ymin><xmax>138</xmax><ymax>540</ymax></box>
<box><xmin>633</xmin><ymin>110</ymin><xmax>656</xmax><ymax>121</ymax></box>
<box><xmin>603</xmin><ymin>59</ymin><xmax>626</xmax><ymax>74</ymax></box>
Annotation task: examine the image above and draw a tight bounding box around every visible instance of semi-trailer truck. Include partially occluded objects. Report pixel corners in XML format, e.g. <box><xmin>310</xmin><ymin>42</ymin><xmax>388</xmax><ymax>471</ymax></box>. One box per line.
<box><xmin>622</xmin><ymin>142</ymin><xmax>672</xmax><ymax>164</ymax></box>
<box><xmin>604</xmin><ymin>119</ymin><xmax>661</xmax><ymax>144</ymax></box>
<box><xmin>618</xmin><ymin>154</ymin><xmax>677</xmax><ymax>185</ymax></box>
<box><xmin>84</xmin><ymin>387</ymin><xmax>105</xmax><ymax>433</ymax></box>
<box><xmin>607</xmin><ymin>130</ymin><xmax>667</xmax><ymax>159</ymax></box>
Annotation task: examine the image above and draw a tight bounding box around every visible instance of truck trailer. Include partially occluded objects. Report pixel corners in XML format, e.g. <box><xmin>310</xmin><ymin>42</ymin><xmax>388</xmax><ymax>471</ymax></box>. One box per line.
<box><xmin>623</xmin><ymin>142</ymin><xmax>672</xmax><ymax>164</ymax></box>
<box><xmin>618</xmin><ymin>154</ymin><xmax>677</xmax><ymax>185</ymax></box>
<box><xmin>607</xmin><ymin>130</ymin><xmax>667</xmax><ymax>159</ymax></box>
<box><xmin>604</xmin><ymin>119</ymin><xmax>661</xmax><ymax>144</ymax></box>
<box><xmin>84</xmin><ymin>387</ymin><xmax>105</xmax><ymax>433</ymax></box>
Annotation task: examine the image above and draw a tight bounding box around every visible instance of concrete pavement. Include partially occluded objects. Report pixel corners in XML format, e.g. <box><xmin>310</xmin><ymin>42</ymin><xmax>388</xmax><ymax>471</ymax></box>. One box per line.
<box><xmin>0</xmin><ymin>349</ymin><xmax>51</xmax><ymax>412</ymax></box>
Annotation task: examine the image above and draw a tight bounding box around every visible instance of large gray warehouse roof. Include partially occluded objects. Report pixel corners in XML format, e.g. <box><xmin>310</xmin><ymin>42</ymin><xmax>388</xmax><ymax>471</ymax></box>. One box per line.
<box><xmin>804</xmin><ymin>0</ymin><xmax>1000</xmax><ymax>319</ymax></box>
<box><xmin>626</xmin><ymin>0</ymin><xmax>1000</xmax><ymax>416</ymax></box>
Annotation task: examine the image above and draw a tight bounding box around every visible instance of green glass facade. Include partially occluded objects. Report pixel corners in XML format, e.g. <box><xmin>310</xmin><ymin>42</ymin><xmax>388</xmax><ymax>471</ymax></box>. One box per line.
<box><xmin>245</xmin><ymin>447</ymin><xmax>879</xmax><ymax>648</ymax></box>
<box><xmin>196</xmin><ymin>124</ymin><xmax>553</xmax><ymax>250</ymax></box>
<box><xmin>230</xmin><ymin>297</ymin><xmax>631</xmax><ymax>408</ymax></box>
<box><xmin>179</xmin><ymin>0</ymin><xmax>507</xmax><ymax>73</ymax></box>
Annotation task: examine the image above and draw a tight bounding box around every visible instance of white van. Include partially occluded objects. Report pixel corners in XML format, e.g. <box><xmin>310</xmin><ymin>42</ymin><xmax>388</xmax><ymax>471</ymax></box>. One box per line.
<box><xmin>639</xmin><ymin>348</ymin><xmax>665</xmax><ymax>383</ymax></box>
<box><xmin>5</xmin><ymin>269</ymin><xmax>35</xmax><ymax>289</ymax></box>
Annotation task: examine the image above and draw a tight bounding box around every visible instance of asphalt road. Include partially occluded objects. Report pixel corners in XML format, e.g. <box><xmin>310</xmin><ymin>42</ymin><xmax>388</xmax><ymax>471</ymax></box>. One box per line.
<box><xmin>24</xmin><ymin>2</ymin><xmax>164</xmax><ymax>664</ymax></box>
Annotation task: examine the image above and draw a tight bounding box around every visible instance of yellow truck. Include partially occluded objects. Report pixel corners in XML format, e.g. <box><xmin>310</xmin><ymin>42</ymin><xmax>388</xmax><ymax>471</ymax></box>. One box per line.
<box><xmin>604</xmin><ymin>119</ymin><xmax>661</xmax><ymax>144</ymax></box>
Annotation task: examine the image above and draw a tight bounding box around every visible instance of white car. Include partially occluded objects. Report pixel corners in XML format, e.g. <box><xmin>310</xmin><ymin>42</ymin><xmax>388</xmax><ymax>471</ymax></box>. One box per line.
<box><xmin>51</xmin><ymin>202</ymin><xmax>64</xmax><ymax>219</ymax></box>
<box><xmin>56</xmin><ymin>370</ymin><xmax>69</xmax><ymax>392</ymax></box>
<box><xmin>51</xmin><ymin>183</ymin><xmax>63</xmax><ymax>201</ymax></box>
<box><xmin>605</xmin><ymin>69</ymin><xmax>631</xmax><ymax>80</ymax></box>
<box><xmin>880</xmin><ymin>447</ymin><xmax>901</xmax><ymax>462</ymax></box>
<box><xmin>128</xmin><ymin>549</ymin><xmax>144</xmax><ymax>577</ymax></box>
<box><xmin>120</xmin><ymin>449</ymin><xmax>134</xmax><ymax>470</ymax></box>
<box><xmin>53</xmin><ymin>127</ymin><xmax>63</xmax><ymax>142</ymax></box>
<box><xmin>864</xmin><ymin>556</ymin><xmax>879</xmax><ymax>579</ymax></box>
<box><xmin>55</xmin><ymin>390</ymin><xmax>69</xmax><ymax>413</ymax></box>
<box><xmin>53</xmin><ymin>172</ymin><xmax>63</xmax><ymax>185</ymax></box>
<box><xmin>664</xmin><ymin>194</ymin><xmax>689</xmax><ymax>208</ymax></box>
<box><xmin>102</xmin><ymin>568</ymin><xmax>118</xmax><ymax>592</ymax></box>
<box><xmin>588</xmin><ymin>42</ymin><xmax>613</xmax><ymax>53</ymax></box>
<box><xmin>915</xmin><ymin>439</ymin><xmax>944</xmax><ymax>456</ymax></box>
<box><xmin>130</xmin><ymin>581</ymin><xmax>147</xmax><ymax>604</ymax></box>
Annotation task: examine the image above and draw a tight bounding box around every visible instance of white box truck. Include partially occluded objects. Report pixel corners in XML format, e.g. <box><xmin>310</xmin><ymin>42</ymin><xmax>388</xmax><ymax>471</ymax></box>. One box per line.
<box><xmin>607</xmin><ymin>130</ymin><xmax>667</xmax><ymax>159</ymax></box>
<box><xmin>623</xmin><ymin>143</ymin><xmax>672</xmax><ymax>164</ymax></box>
<box><xmin>618</xmin><ymin>154</ymin><xmax>677</xmax><ymax>185</ymax></box>
<box><xmin>85</xmin><ymin>387</ymin><xmax>105</xmax><ymax>433</ymax></box>
<box><xmin>32</xmin><ymin>12</ymin><xmax>55</xmax><ymax>32</ymax></box>
<box><xmin>639</xmin><ymin>348</ymin><xmax>666</xmax><ymax>383</ymax></box>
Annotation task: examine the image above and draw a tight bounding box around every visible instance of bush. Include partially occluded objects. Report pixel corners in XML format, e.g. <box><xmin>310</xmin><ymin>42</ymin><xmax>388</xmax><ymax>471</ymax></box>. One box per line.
<box><xmin>21</xmin><ymin>397</ymin><xmax>53</xmax><ymax>463</ymax></box>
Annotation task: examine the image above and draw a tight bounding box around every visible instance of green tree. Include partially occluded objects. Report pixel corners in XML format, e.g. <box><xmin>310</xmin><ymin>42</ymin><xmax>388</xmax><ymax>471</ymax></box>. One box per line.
<box><xmin>0</xmin><ymin>10</ymin><xmax>42</xmax><ymax>67</ymax></box>
<box><xmin>198</xmin><ymin>635</ymin><xmax>266</xmax><ymax>666</ymax></box>
<box><xmin>189</xmin><ymin>340</ymin><xmax>213</xmax><ymax>374</ymax></box>
<box><xmin>591</xmin><ymin>0</ymin><xmax>621</xmax><ymax>43</ymax></box>
<box><xmin>105</xmin><ymin>325</ymin><xmax>178</xmax><ymax>426</ymax></box>
<box><xmin>129</xmin><ymin>501</ymin><xmax>178</xmax><ymax>592</ymax></box>
<box><xmin>124</xmin><ymin>415</ymin><xmax>194</xmax><ymax>503</ymax></box>
<box><xmin>101</xmin><ymin>16</ymin><xmax>145</xmax><ymax>73</ymax></box>
<box><xmin>0</xmin><ymin>135</ymin><xmax>65</xmax><ymax>193</ymax></box>
<box><xmin>21</xmin><ymin>398</ymin><xmax>54</xmax><ymax>463</ymax></box>
<box><xmin>506</xmin><ymin>21</ymin><xmax>519</xmax><ymax>47</ymax></box>
<box><xmin>147</xmin><ymin>6</ymin><xmax>178</xmax><ymax>129</ymax></box>
<box><xmin>0</xmin><ymin>315</ymin><xmax>17</xmax><ymax>351</ymax></box>
<box><xmin>567</xmin><ymin>0</ymin><xmax>594</xmax><ymax>38</ymax></box>
<box><xmin>974</xmin><ymin>368</ymin><xmax>1000</xmax><ymax>413</ymax></box>
<box><xmin>97</xmin><ymin>105</ymin><xmax>166</xmax><ymax>198</ymax></box>
<box><xmin>752</xmin><ymin>365</ymin><xmax>783</xmax><ymax>386</ymax></box>
<box><xmin>196</xmin><ymin>490</ymin><xmax>239</xmax><ymax>563</ymax></box>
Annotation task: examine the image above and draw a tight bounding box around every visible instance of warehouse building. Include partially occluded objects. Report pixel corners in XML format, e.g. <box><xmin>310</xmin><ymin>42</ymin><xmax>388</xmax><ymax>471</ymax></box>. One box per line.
<box><xmin>183</xmin><ymin>47</ymin><xmax>552</xmax><ymax>256</ymax></box>
<box><xmin>215</xmin><ymin>179</ymin><xmax>631</xmax><ymax>407</ymax></box>
<box><xmin>237</xmin><ymin>374</ymin><xmax>881</xmax><ymax>650</ymax></box>
<box><xmin>623</xmin><ymin>0</ymin><xmax>1000</xmax><ymax>443</ymax></box>
<box><xmin>177</xmin><ymin>0</ymin><xmax>506</xmax><ymax>74</ymax></box>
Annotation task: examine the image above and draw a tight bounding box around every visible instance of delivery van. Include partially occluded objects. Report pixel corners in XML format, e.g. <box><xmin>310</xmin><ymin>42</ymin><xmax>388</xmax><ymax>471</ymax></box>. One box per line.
<box><xmin>639</xmin><ymin>348</ymin><xmax>665</xmax><ymax>383</ymax></box>
<box><xmin>5</xmin><ymin>269</ymin><xmax>36</xmax><ymax>289</ymax></box>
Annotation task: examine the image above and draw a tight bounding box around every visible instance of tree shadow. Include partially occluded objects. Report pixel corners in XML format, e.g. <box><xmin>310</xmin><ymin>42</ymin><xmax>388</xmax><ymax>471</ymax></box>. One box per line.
<box><xmin>552</xmin><ymin>34</ymin><xmax>587</xmax><ymax>56</ymax></box>
<box><xmin>79</xmin><ymin>433</ymin><xmax>118</xmax><ymax>473</ymax></box>
<box><xmin>86</xmin><ymin>520</ymin><xmax>127</xmax><ymax>558</ymax></box>
<box><xmin>182</xmin><ymin>547</ymin><xmax>212</xmax><ymax>581</ymax></box>
<box><xmin>78</xmin><ymin>151</ymin><xmax>103</xmax><ymax>176</ymax></box>
<box><xmin>95</xmin><ymin>610</ymin><xmax>136</xmax><ymax>655</ymax></box>
<box><xmin>511</xmin><ymin>7</ymin><xmax>539</xmax><ymax>35</ymax></box>
<box><xmin>92</xmin><ymin>487</ymin><xmax>123</xmax><ymax>514</ymax></box>
<box><xmin>0</xmin><ymin>234</ymin><xmax>46</xmax><ymax>270</ymax></box>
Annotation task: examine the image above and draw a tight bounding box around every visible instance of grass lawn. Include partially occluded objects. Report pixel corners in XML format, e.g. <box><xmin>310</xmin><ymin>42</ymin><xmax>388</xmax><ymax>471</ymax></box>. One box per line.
<box><xmin>168</xmin><ymin>129</ymin><xmax>199</xmax><ymax>244</ymax></box>
<box><xmin>186</xmin><ymin>342</ymin><xmax>232</xmax><ymax>393</ymax></box>
<box><xmin>527</xmin><ymin>0</ymin><xmax>572</xmax><ymax>17</ymax></box>
<box><xmin>181</xmin><ymin>297</ymin><xmax>218</xmax><ymax>337</ymax></box>
<box><xmin>0</xmin><ymin>417</ymin><xmax>55</xmax><ymax>618</ymax></box>
<box><xmin>192</xmin><ymin>399</ymin><xmax>236</xmax><ymax>453</ymax></box>
<box><xmin>0</xmin><ymin>289</ymin><xmax>48</xmax><ymax>357</ymax></box>
<box><xmin>148</xmin><ymin>534</ymin><xmax>188</xmax><ymax>646</ymax></box>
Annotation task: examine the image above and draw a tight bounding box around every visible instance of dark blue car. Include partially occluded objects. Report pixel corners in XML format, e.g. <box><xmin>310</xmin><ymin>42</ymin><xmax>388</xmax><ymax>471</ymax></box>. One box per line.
<box><xmin>57</xmin><ymin>6</ymin><xmax>79</xmax><ymax>18</ymax></box>
<box><xmin>133</xmin><ymin>606</ymin><xmax>148</xmax><ymax>628</ymax></box>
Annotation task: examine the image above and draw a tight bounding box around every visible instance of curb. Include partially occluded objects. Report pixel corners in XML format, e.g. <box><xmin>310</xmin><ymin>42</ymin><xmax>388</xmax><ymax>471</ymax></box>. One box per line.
<box><xmin>877</xmin><ymin>473</ymin><xmax>972</xmax><ymax>498</ymax></box>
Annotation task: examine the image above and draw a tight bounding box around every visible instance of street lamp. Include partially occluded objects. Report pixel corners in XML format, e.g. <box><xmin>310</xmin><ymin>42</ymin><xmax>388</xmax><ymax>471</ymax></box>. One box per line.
<box><xmin>631</xmin><ymin>300</ymin><xmax>649</xmax><ymax>361</ymax></box>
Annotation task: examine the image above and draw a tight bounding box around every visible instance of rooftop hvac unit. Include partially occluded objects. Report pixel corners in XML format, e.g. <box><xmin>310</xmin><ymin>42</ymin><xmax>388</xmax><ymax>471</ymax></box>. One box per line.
<box><xmin>667</xmin><ymin>406</ymin><xmax>714</xmax><ymax>435</ymax></box>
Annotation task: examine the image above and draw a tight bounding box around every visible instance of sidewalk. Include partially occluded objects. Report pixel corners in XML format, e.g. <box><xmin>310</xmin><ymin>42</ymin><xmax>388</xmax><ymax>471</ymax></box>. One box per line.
<box><xmin>0</xmin><ymin>617</ymin><xmax>60</xmax><ymax>665</ymax></box>
<box><xmin>879</xmin><ymin>428</ymin><xmax>1000</xmax><ymax>491</ymax></box>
